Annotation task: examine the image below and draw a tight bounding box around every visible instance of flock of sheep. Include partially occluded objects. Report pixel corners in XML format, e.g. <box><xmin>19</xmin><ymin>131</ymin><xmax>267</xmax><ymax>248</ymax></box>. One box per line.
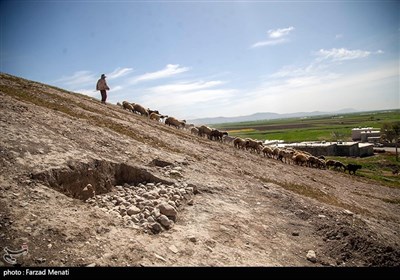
<box><xmin>117</xmin><ymin>101</ymin><xmax>362</xmax><ymax>175</ymax></box>
<box><xmin>229</xmin><ymin>137</ymin><xmax>361</xmax><ymax>174</ymax></box>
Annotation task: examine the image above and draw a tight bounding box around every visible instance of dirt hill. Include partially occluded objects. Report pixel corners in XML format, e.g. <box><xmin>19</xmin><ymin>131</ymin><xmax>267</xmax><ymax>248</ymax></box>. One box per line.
<box><xmin>0</xmin><ymin>73</ymin><xmax>399</xmax><ymax>267</ymax></box>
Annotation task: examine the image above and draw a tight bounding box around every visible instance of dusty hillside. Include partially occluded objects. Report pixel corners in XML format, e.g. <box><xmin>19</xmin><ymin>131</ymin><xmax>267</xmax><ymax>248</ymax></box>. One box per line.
<box><xmin>0</xmin><ymin>73</ymin><xmax>399</xmax><ymax>267</ymax></box>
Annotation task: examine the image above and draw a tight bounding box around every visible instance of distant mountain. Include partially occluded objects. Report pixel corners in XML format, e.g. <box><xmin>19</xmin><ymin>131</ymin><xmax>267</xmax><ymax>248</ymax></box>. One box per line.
<box><xmin>332</xmin><ymin>108</ymin><xmax>359</xmax><ymax>114</ymax></box>
<box><xmin>189</xmin><ymin>108</ymin><xmax>358</xmax><ymax>125</ymax></box>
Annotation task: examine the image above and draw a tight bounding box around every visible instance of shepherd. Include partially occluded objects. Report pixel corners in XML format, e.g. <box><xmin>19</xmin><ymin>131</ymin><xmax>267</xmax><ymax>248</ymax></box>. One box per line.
<box><xmin>96</xmin><ymin>74</ymin><xmax>110</xmax><ymax>104</ymax></box>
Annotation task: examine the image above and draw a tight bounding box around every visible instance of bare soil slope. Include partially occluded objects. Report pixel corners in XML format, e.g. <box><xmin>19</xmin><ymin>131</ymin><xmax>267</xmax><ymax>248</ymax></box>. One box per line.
<box><xmin>0</xmin><ymin>73</ymin><xmax>399</xmax><ymax>267</ymax></box>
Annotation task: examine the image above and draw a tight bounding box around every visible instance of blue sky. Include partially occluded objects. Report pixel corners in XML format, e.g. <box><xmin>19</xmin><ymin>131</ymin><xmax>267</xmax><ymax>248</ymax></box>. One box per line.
<box><xmin>1</xmin><ymin>1</ymin><xmax>399</xmax><ymax>120</ymax></box>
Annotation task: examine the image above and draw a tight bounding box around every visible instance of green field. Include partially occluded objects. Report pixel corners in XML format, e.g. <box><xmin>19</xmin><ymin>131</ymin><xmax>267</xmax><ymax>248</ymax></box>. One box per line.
<box><xmin>213</xmin><ymin>109</ymin><xmax>400</xmax><ymax>142</ymax></box>
<box><xmin>214</xmin><ymin>109</ymin><xmax>400</xmax><ymax>187</ymax></box>
<box><xmin>326</xmin><ymin>154</ymin><xmax>400</xmax><ymax>189</ymax></box>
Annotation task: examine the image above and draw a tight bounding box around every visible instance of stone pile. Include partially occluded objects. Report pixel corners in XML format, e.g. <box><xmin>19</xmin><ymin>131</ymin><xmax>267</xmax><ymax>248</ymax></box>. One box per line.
<box><xmin>86</xmin><ymin>182</ymin><xmax>197</xmax><ymax>234</ymax></box>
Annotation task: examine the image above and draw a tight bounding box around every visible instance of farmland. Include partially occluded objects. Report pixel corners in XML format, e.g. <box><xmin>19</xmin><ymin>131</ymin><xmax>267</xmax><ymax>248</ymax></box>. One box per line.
<box><xmin>326</xmin><ymin>153</ymin><xmax>400</xmax><ymax>189</ymax></box>
<box><xmin>214</xmin><ymin>109</ymin><xmax>400</xmax><ymax>187</ymax></box>
<box><xmin>213</xmin><ymin>109</ymin><xmax>400</xmax><ymax>143</ymax></box>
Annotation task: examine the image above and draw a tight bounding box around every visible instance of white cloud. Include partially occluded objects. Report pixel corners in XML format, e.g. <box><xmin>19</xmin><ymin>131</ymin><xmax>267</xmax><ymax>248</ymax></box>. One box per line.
<box><xmin>272</xmin><ymin>47</ymin><xmax>381</xmax><ymax>80</ymax></box>
<box><xmin>220</xmin><ymin>62</ymin><xmax>398</xmax><ymax>118</ymax></box>
<box><xmin>257</xmin><ymin>47</ymin><xmax>383</xmax><ymax>114</ymax></box>
<box><xmin>55</xmin><ymin>66</ymin><xmax>134</xmax><ymax>91</ymax></box>
<box><xmin>269</xmin><ymin>64</ymin><xmax>317</xmax><ymax>78</ymax></box>
<box><xmin>146</xmin><ymin>89</ymin><xmax>235</xmax><ymax>107</ymax></box>
<box><xmin>54</xmin><ymin>70</ymin><xmax>96</xmax><ymax>88</ymax></box>
<box><xmin>316</xmin><ymin>48</ymin><xmax>371</xmax><ymax>62</ymax></box>
<box><xmin>107</xmin><ymin>67</ymin><xmax>133</xmax><ymax>79</ymax></box>
<box><xmin>135</xmin><ymin>79</ymin><xmax>236</xmax><ymax>119</ymax></box>
<box><xmin>130</xmin><ymin>64</ymin><xmax>189</xmax><ymax>84</ymax></box>
<box><xmin>111</xmin><ymin>85</ymin><xmax>123</xmax><ymax>92</ymax></box>
<box><xmin>251</xmin><ymin>26</ymin><xmax>294</xmax><ymax>48</ymax></box>
<box><xmin>251</xmin><ymin>38</ymin><xmax>288</xmax><ymax>48</ymax></box>
<box><xmin>149</xmin><ymin>80</ymin><xmax>226</xmax><ymax>94</ymax></box>
<box><xmin>268</xmin><ymin>26</ymin><xmax>294</xmax><ymax>38</ymax></box>
<box><xmin>142</xmin><ymin>88</ymin><xmax>237</xmax><ymax>119</ymax></box>
<box><xmin>145</xmin><ymin>80</ymin><xmax>234</xmax><ymax>105</ymax></box>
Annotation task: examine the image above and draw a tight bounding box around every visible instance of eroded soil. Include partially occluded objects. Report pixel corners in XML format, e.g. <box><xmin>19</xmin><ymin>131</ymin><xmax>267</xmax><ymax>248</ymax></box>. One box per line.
<box><xmin>0</xmin><ymin>73</ymin><xmax>399</xmax><ymax>267</ymax></box>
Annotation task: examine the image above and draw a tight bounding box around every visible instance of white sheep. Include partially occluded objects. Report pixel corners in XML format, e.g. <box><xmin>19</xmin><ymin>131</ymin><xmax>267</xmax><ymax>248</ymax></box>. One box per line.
<box><xmin>122</xmin><ymin>101</ymin><xmax>134</xmax><ymax>111</ymax></box>
<box><xmin>150</xmin><ymin>112</ymin><xmax>168</xmax><ymax>122</ymax></box>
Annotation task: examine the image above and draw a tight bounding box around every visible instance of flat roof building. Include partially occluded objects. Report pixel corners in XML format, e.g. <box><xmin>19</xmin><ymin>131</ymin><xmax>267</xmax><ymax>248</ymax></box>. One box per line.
<box><xmin>352</xmin><ymin>127</ymin><xmax>380</xmax><ymax>141</ymax></box>
<box><xmin>280</xmin><ymin>141</ymin><xmax>373</xmax><ymax>157</ymax></box>
<box><xmin>360</xmin><ymin>130</ymin><xmax>381</xmax><ymax>142</ymax></box>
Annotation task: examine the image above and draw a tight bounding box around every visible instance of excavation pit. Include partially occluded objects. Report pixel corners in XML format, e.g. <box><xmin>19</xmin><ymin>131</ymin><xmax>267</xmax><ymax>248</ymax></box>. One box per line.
<box><xmin>31</xmin><ymin>159</ymin><xmax>197</xmax><ymax>234</ymax></box>
<box><xmin>31</xmin><ymin>159</ymin><xmax>172</xmax><ymax>201</ymax></box>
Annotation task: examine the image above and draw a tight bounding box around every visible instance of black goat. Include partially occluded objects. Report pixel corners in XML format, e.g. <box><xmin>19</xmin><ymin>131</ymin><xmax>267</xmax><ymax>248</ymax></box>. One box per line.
<box><xmin>347</xmin><ymin>164</ymin><xmax>362</xmax><ymax>175</ymax></box>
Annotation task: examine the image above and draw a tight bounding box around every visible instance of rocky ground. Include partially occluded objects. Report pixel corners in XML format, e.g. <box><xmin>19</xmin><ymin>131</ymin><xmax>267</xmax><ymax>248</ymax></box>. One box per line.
<box><xmin>0</xmin><ymin>73</ymin><xmax>399</xmax><ymax>267</ymax></box>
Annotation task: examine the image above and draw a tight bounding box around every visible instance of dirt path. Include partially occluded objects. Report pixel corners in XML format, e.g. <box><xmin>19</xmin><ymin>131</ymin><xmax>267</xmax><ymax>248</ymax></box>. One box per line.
<box><xmin>0</xmin><ymin>73</ymin><xmax>399</xmax><ymax>267</ymax></box>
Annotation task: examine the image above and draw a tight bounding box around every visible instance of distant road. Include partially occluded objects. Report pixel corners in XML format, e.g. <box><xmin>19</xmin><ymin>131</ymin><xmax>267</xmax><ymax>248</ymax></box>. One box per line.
<box><xmin>376</xmin><ymin>147</ymin><xmax>398</xmax><ymax>153</ymax></box>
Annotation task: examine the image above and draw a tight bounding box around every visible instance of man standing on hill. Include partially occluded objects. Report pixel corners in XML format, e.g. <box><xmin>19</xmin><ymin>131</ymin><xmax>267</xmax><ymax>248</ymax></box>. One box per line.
<box><xmin>96</xmin><ymin>74</ymin><xmax>110</xmax><ymax>104</ymax></box>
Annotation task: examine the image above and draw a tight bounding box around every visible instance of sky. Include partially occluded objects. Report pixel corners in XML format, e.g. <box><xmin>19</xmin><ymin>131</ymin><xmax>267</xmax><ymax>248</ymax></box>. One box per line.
<box><xmin>1</xmin><ymin>0</ymin><xmax>399</xmax><ymax>120</ymax></box>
